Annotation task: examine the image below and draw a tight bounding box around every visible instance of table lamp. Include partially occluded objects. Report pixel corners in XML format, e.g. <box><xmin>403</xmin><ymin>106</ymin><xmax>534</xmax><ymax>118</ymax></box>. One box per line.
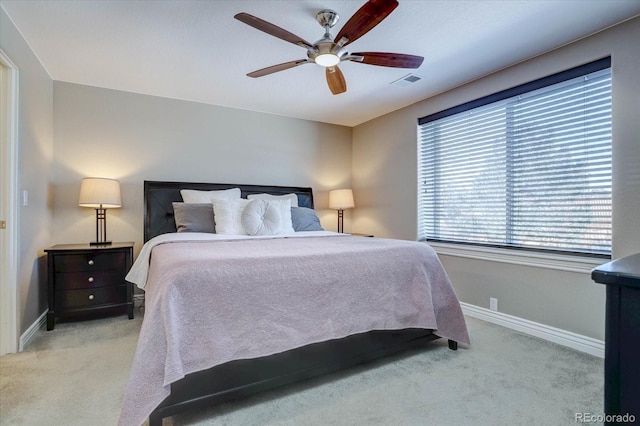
<box><xmin>78</xmin><ymin>177</ymin><xmax>121</xmax><ymax>245</ymax></box>
<box><xmin>329</xmin><ymin>189</ymin><xmax>354</xmax><ymax>233</ymax></box>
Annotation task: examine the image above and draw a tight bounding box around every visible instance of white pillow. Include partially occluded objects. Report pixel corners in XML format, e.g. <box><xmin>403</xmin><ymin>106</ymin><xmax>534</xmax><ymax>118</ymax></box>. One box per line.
<box><xmin>277</xmin><ymin>200</ymin><xmax>295</xmax><ymax>234</ymax></box>
<box><xmin>181</xmin><ymin>187</ymin><xmax>241</xmax><ymax>203</ymax></box>
<box><xmin>259</xmin><ymin>199</ymin><xmax>294</xmax><ymax>234</ymax></box>
<box><xmin>247</xmin><ymin>193</ymin><xmax>299</xmax><ymax>208</ymax></box>
<box><xmin>242</xmin><ymin>200</ymin><xmax>283</xmax><ymax>236</ymax></box>
<box><xmin>212</xmin><ymin>198</ymin><xmax>251</xmax><ymax>235</ymax></box>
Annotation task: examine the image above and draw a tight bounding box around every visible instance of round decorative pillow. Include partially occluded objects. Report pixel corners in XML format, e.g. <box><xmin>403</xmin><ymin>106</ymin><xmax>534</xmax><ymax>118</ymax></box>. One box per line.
<box><xmin>241</xmin><ymin>199</ymin><xmax>283</xmax><ymax>235</ymax></box>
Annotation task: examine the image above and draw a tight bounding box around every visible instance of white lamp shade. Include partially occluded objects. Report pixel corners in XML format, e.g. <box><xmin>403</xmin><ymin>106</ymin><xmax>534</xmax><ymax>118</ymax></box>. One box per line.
<box><xmin>329</xmin><ymin>189</ymin><xmax>355</xmax><ymax>210</ymax></box>
<box><xmin>78</xmin><ymin>177</ymin><xmax>122</xmax><ymax>208</ymax></box>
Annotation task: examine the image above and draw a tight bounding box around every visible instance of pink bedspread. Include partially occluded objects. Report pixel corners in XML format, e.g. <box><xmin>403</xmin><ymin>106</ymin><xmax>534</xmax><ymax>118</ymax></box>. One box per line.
<box><xmin>119</xmin><ymin>234</ymin><xmax>469</xmax><ymax>425</ymax></box>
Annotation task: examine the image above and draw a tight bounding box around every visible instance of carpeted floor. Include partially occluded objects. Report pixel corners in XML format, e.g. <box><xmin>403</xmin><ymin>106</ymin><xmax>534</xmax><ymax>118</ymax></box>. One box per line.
<box><xmin>0</xmin><ymin>310</ymin><xmax>604</xmax><ymax>426</ymax></box>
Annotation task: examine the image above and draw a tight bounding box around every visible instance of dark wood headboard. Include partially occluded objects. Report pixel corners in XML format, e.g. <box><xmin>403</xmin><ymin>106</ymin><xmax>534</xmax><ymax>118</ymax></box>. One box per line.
<box><xmin>144</xmin><ymin>180</ymin><xmax>314</xmax><ymax>242</ymax></box>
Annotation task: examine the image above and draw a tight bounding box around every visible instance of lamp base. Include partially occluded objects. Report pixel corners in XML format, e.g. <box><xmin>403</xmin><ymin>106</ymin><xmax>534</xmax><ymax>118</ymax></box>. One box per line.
<box><xmin>337</xmin><ymin>209</ymin><xmax>344</xmax><ymax>233</ymax></box>
<box><xmin>91</xmin><ymin>208</ymin><xmax>111</xmax><ymax>246</ymax></box>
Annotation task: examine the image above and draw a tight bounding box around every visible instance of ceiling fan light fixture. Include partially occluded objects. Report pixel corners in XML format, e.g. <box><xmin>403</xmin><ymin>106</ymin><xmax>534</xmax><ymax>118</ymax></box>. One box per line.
<box><xmin>315</xmin><ymin>53</ymin><xmax>340</xmax><ymax>67</ymax></box>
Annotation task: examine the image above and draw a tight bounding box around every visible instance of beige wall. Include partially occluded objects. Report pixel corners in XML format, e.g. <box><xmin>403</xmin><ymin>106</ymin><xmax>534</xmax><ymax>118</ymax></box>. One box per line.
<box><xmin>352</xmin><ymin>17</ymin><xmax>640</xmax><ymax>340</ymax></box>
<box><xmin>1</xmin><ymin>7</ymin><xmax>54</xmax><ymax>335</ymax></box>
<box><xmin>52</xmin><ymin>82</ymin><xmax>353</xmax><ymax>251</ymax></box>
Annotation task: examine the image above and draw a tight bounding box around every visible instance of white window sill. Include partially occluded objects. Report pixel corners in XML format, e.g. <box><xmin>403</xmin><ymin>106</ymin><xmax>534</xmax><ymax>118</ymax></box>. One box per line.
<box><xmin>426</xmin><ymin>241</ymin><xmax>606</xmax><ymax>274</ymax></box>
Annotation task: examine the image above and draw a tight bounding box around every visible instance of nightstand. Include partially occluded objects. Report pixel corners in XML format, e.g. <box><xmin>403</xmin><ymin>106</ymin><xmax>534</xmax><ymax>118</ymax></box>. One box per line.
<box><xmin>45</xmin><ymin>242</ymin><xmax>134</xmax><ymax>330</ymax></box>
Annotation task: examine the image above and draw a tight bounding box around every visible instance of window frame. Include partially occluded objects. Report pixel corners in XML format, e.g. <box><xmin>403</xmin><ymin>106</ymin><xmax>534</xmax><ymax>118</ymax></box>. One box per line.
<box><xmin>417</xmin><ymin>57</ymin><xmax>612</xmax><ymax>260</ymax></box>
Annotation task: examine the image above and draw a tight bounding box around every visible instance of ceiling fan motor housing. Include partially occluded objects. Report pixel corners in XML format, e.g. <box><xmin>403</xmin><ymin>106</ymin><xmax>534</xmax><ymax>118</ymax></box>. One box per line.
<box><xmin>309</xmin><ymin>10</ymin><xmax>345</xmax><ymax>66</ymax></box>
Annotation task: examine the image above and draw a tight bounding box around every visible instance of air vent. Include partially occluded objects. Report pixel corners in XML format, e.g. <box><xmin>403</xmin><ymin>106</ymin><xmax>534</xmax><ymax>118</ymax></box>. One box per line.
<box><xmin>390</xmin><ymin>73</ymin><xmax>423</xmax><ymax>87</ymax></box>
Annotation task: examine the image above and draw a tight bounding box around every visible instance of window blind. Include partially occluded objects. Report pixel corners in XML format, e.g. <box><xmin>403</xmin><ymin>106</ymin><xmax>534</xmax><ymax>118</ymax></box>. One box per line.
<box><xmin>418</xmin><ymin>59</ymin><xmax>612</xmax><ymax>257</ymax></box>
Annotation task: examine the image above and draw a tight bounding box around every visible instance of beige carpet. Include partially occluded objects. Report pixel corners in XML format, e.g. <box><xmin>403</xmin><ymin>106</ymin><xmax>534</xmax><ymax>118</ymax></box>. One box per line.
<box><xmin>0</xmin><ymin>310</ymin><xmax>604</xmax><ymax>426</ymax></box>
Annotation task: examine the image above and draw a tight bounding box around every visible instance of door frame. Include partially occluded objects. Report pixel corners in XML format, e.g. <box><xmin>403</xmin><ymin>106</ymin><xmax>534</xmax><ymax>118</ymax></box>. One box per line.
<box><xmin>0</xmin><ymin>49</ymin><xmax>20</xmax><ymax>355</ymax></box>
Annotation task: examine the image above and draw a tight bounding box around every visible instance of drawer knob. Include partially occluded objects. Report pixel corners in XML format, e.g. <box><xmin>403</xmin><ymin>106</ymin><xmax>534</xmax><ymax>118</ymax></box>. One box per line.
<box><xmin>88</xmin><ymin>294</ymin><xmax>95</xmax><ymax>300</ymax></box>
<box><xmin>88</xmin><ymin>260</ymin><xmax>95</xmax><ymax>266</ymax></box>
<box><xmin>88</xmin><ymin>277</ymin><xmax>94</xmax><ymax>283</ymax></box>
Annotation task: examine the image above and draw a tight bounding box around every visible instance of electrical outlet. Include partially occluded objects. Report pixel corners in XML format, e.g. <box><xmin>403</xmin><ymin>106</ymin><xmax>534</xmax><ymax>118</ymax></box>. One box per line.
<box><xmin>490</xmin><ymin>297</ymin><xmax>498</xmax><ymax>311</ymax></box>
<box><xmin>133</xmin><ymin>294</ymin><xmax>145</xmax><ymax>308</ymax></box>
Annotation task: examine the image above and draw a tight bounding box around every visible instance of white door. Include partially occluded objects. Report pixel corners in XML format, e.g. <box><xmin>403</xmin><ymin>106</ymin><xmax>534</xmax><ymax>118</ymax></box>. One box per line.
<box><xmin>0</xmin><ymin>50</ymin><xmax>20</xmax><ymax>355</ymax></box>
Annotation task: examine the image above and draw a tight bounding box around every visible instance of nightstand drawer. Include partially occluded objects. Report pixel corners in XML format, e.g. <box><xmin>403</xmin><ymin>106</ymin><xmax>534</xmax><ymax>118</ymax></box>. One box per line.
<box><xmin>55</xmin><ymin>271</ymin><xmax>125</xmax><ymax>290</ymax></box>
<box><xmin>54</xmin><ymin>252</ymin><xmax>125</xmax><ymax>272</ymax></box>
<box><xmin>55</xmin><ymin>285</ymin><xmax>128</xmax><ymax>309</ymax></box>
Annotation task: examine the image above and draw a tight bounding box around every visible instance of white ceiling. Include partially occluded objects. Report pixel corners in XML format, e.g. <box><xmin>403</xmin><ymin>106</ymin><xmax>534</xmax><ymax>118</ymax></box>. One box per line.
<box><xmin>2</xmin><ymin>1</ymin><xmax>639</xmax><ymax>127</ymax></box>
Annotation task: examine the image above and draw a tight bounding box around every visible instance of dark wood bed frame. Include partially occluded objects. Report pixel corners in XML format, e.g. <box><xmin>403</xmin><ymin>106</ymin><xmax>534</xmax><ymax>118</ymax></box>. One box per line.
<box><xmin>142</xmin><ymin>180</ymin><xmax>458</xmax><ymax>425</ymax></box>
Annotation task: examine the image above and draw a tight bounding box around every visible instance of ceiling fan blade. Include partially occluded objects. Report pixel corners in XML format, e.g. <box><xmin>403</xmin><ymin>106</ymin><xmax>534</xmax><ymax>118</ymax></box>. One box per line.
<box><xmin>351</xmin><ymin>52</ymin><xmax>424</xmax><ymax>68</ymax></box>
<box><xmin>334</xmin><ymin>0</ymin><xmax>399</xmax><ymax>47</ymax></box>
<box><xmin>247</xmin><ymin>59</ymin><xmax>312</xmax><ymax>78</ymax></box>
<box><xmin>234</xmin><ymin>13</ymin><xmax>313</xmax><ymax>49</ymax></box>
<box><xmin>326</xmin><ymin>66</ymin><xmax>347</xmax><ymax>95</ymax></box>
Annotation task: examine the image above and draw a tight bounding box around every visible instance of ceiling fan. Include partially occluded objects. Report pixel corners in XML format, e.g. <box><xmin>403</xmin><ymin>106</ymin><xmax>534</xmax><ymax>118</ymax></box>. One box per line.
<box><xmin>234</xmin><ymin>0</ymin><xmax>424</xmax><ymax>95</ymax></box>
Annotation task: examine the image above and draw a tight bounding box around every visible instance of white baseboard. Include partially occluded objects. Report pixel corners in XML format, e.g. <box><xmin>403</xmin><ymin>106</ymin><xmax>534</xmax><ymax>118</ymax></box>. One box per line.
<box><xmin>460</xmin><ymin>302</ymin><xmax>604</xmax><ymax>358</ymax></box>
<box><xmin>19</xmin><ymin>310</ymin><xmax>47</xmax><ymax>352</ymax></box>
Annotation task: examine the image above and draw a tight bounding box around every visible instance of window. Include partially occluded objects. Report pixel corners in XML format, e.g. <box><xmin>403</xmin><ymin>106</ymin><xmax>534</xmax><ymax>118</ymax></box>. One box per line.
<box><xmin>418</xmin><ymin>58</ymin><xmax>612</xmax><ymax>257</ymax></box>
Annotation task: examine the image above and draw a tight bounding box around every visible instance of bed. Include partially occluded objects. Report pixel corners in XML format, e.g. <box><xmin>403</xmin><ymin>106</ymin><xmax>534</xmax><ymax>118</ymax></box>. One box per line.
<box><xmin>119</xmin><ymin>180</ymin><xmax>470</xmax><ymax>426</ymax></box>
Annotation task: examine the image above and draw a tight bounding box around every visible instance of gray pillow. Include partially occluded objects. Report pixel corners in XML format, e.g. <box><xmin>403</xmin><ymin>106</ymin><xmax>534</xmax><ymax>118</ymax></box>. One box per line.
<box><xmin>172</xmin><ymin>203</ymin><xmax>215</xmax><ymax>233</ymax></box>
<box><xmin>290</xmin><ymin>207</ymin><xmax>324</xmax><ymax>232</ymax></box>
